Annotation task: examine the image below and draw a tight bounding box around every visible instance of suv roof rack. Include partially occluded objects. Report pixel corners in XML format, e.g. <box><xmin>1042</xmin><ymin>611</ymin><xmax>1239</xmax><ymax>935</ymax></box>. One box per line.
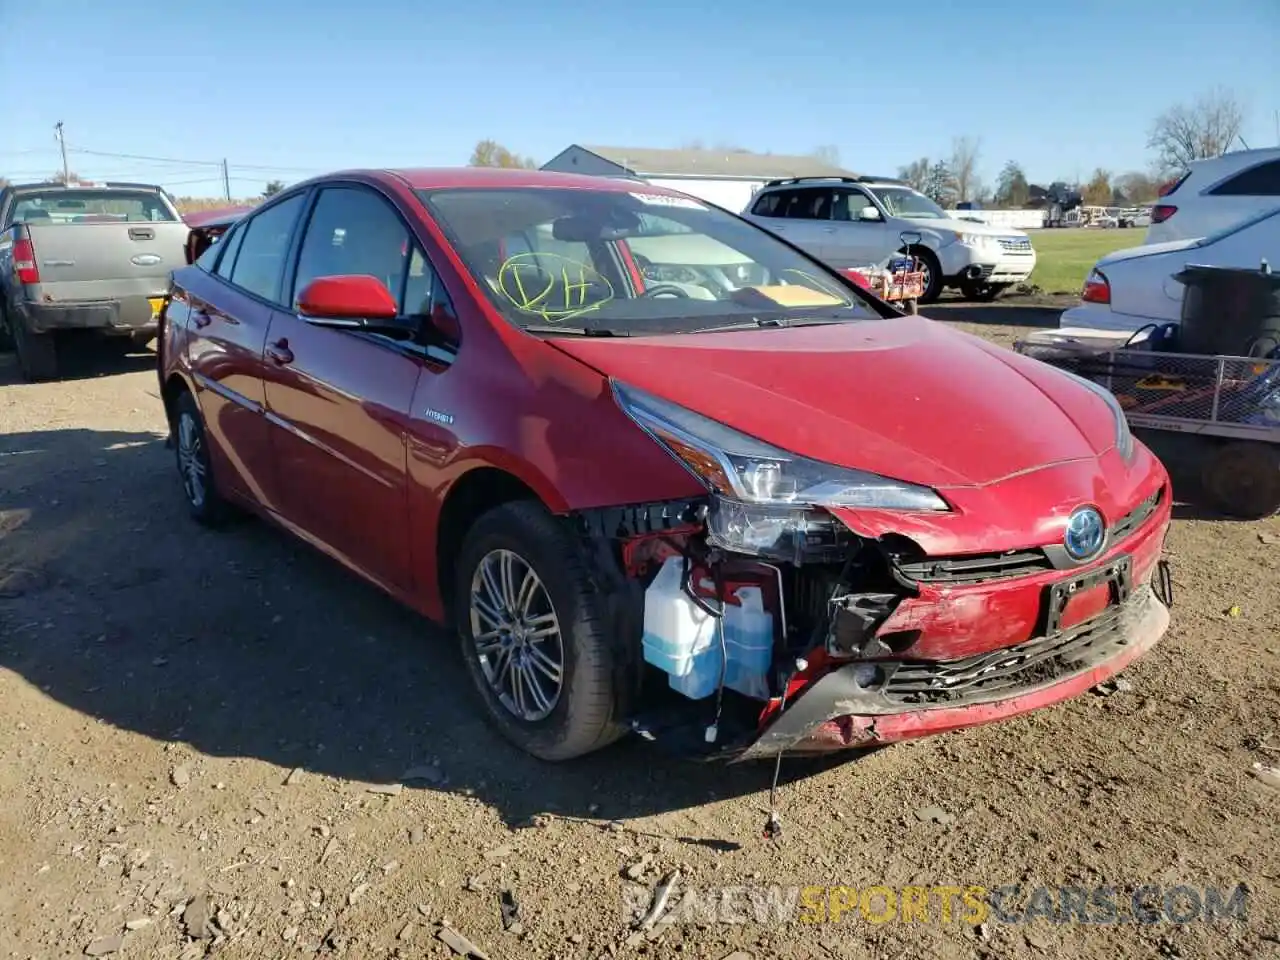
<box><xmin>762</xmin><ymin>174</ymin><xmax>909</xmax><ymax>188</ymax></box>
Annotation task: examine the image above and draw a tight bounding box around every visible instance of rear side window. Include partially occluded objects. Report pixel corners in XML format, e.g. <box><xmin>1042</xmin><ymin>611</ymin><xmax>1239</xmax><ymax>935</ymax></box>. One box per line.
<box><xmin>229</xmin><ymin>193</ymin><xmax>306</xmax><ymax>303</ymax></box>
<box><xmin>212</xmin><ymin>224</ymin><xmax>246</xmax><ymax>279</ymax></box>
<box><xmin>751</xmin><ymin>191</ymin><xmax>788</xmax><ymax>216</ymax></box>
<box><xmin>1209</xmin><ymin>160</ymin><xmax>1280</xmax><ymax>196</ymax></box>
<box><xmin>779</xmin><ymin>188</ymin><xmax>832</xmax><ymax>220</ymax></box>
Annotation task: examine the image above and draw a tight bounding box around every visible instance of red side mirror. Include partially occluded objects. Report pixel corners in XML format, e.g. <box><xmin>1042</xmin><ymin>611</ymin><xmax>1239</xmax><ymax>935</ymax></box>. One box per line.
<box><xmin>297</xmin><ymin>275</ymin><xmax>399</xmax><ymax>321</ymax></box>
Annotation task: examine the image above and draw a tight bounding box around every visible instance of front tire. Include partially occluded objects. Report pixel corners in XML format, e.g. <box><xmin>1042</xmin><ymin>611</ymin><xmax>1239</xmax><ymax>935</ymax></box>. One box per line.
<box><xmin>454</xmin><ymin>500</ymin><xmax>630</xmax><ymax>761</ymax></box>
<box><xmin>909</xmin><ymin>247</ymin><xmax>943</xmax><ymax>304</ymax></box>
<box><xmin>173</xmin><ymin>389</ymin><xmax>232</xmax><ymax>526</ymax></box>
<box><xmin>960</xmin><ymin>280</ymin><xmax>1011</xmax><ymax>302</ymax></box>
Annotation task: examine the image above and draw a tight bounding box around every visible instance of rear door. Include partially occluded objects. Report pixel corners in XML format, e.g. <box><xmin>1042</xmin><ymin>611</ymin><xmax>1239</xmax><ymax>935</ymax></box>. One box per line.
<box><xmin>183</xmin><ymin>192</ymin><xmax>310</xmax><ymax>513</ymax></box>
<box><xmin>262</xmin><ymin>183</ymin><xmax>432</xmax><ymax>593</ymax></box>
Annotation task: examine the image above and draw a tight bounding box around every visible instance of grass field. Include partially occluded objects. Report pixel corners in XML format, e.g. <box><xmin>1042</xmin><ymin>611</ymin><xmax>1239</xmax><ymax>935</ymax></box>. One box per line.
<box><xmin>1025</xmin><ymin>229</ymin><xmax>1144</xmax><ymax>294</ymax></box>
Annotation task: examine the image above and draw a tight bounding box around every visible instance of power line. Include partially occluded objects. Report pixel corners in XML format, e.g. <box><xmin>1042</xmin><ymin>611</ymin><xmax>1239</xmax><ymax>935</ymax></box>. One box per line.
<box><xmin>67</xmin><ymin>145</ymin><xmax>319</xmax><ymax>174</ymax></box>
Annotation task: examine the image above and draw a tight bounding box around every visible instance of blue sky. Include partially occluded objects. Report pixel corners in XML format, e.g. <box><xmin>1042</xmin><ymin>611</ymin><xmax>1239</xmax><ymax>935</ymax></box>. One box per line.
<box><xmin>2</xmin><ymin>0</ymin><xmax>1276</xmax><ymax>198</ymax></box>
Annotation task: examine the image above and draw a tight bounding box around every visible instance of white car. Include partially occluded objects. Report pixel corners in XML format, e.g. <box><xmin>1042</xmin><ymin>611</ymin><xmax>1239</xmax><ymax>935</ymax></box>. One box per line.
<box><xmin>1060</xmin><ymin>205</ymin><xmax>1280</xmax><ymax>334</ymax></box>
<box><xmin>1146</xmin><ymin>147</ymin><xmax>1280</xmax><ymax>244</ymax></box>
<box><xmin>742</xmin><ymin>176</ymin><xmax>1037</xmax><ymax>303</ymax></box>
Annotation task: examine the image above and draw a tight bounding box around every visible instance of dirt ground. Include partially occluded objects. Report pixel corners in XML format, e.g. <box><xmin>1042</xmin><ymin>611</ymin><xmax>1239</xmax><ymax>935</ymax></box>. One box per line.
<box><xmin>1</xmin><ymin>305</ymin><xmax>1278</xmax><ymax>960</ymax></box>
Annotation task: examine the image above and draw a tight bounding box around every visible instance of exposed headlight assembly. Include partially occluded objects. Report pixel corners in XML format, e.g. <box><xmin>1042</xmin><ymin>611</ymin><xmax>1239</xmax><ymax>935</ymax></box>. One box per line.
<box><xmin>1056</xmin><ymin>367</ymin><xmax>1136</xmax><ymax>461</ymax></box>
<box><xmin>612</xmin><ymin>381</ymin><xmax>949</xmax><ymax>563</ymax></box>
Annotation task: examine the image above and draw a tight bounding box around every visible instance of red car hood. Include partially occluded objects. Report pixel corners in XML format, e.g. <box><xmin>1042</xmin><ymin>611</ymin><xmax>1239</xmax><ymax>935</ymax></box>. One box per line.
<box><xmin>548</xmin><ymin>316</ymin><xmax>1118</xmax><ymax>489</ymax></box>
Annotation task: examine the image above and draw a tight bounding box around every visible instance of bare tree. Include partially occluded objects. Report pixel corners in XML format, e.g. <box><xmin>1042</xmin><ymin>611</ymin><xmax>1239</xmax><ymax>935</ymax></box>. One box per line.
<box><xmin>46</xmin><ymin>170</ymin><xmax>82</xmax><ymax>184</ymax></box>
<box><xmin>1113</xmin><ymin>171</ymin><xmax>1159</xmax><ymax>204</ymax></box>
<box><xmin>950</xmin><ymin>136</ymin><xmax>982</xmax><ymax>203</ymax></box>
<box><xmin>1147</xmin><ymin>87</ymin><xmax>1245</xmax><ymax>174</ymax></box>
<box><xmin>263</xmin><ymin>180</ymin><xmax>284</xmax><ymax>198</ymax></box>
<box><xmin>469</xmin><ymin>139</ymin><xmax>538</xmax><ymax>169</ymax></box>
<box><xmin>897</xmin><ymin>157</ymin><xmax>930</xmax><ymax>193</ymax></box>
<box><xmin>811</xmin><ymin>144</ymin><xmax>840</xmax><ymax>167</ymax></box>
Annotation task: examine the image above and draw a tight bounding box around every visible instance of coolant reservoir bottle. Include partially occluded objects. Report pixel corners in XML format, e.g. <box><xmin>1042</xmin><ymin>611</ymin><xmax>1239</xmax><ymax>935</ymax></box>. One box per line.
<box><xmin>641</xmin><ymin>557</ymin><xmax>722</xmax><ymax>699</ymax></box>
<box><xmin>723</xmin><ymin>586</ymin><xmax>774</xmax><ymax>700</ymax></box>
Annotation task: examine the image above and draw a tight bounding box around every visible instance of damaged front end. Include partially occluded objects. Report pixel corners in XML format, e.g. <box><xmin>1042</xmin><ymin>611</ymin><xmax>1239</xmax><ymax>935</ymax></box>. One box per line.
<box><xmin>572</xmin><ymin>381</ymin><xmax>1175</xmax><ymax>765</ymax></box>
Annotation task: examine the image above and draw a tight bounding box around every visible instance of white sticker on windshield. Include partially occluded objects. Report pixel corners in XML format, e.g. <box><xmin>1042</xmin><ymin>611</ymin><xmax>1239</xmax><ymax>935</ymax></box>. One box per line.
<box><xmin>628</xmin><ymin>192</ymin><xmax>706</xmax><ymax>210</ymax></box>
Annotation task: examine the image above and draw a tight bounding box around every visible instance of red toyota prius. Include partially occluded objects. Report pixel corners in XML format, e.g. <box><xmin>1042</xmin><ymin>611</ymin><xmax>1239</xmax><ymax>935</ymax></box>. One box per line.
<box><xmin>157</xmin><ymin>167</ymin><xmax>1173</xmax><ymax>764</ymax></box>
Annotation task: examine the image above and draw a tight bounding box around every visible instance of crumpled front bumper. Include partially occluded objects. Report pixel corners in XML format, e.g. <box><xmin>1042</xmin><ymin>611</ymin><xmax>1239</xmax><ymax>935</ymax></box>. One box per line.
<box><xmin>735</xmin><ymin>582</ymin><xmax>1169</xmax><ymax>761</ymax></box>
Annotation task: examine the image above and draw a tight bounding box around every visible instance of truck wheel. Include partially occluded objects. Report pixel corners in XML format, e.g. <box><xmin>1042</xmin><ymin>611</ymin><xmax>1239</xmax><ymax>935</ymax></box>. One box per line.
<box><xmin>1201</xmin><ymin>441</ymin><xmax>1280</xmax><ymax>519</ymax></box>
<box><xmin>0</xmin><ymin>307</ymin><xmax>12</xmax><ymax>353</ymax></box>
<box><xmin>173</xmin><ymin>389</ymin><xmax>233</xmax><ymax>525</ymax></box>
<box><xmin>908</xmin><ymin>247</ymin><xmax>943</xmax><ymax>304</ymax></box>
<box><xmin>454</xmin><ymin>500</ymin><xmax>631</xmax><ymax>762</ymax></box>
<box><xmin>12</xmin><ymin>319</ymin><xmax>58</xmax><ymax>382</ymax></box>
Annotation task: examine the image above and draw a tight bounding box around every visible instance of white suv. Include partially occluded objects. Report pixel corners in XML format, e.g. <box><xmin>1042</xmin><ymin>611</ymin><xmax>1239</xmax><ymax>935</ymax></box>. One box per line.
<box><xmin>1146</xmin><ymin>148</ymin><xmax>1280</xmax><ymax>244</ymax></box>
<box><xmin>741</xmin><ymin>176</ymin><xmax>1037</xmax><ymax>302</ymax></box>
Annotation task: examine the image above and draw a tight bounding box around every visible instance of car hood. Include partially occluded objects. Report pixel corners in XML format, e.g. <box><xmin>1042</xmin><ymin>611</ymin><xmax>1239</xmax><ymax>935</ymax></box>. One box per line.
<box><xmin>1098</xmin><ymin>237</ymin><xmax>1201</xmax><ymax>266</ymax></box>
<box><xmin>902</xmin><ymin>216</ymin><xmax>1027</xmax><ymax>239</ymax></box>
<box><xmin>547</xmin><ymin>317</ymin><xmax>1117</xmax><ymax>488</ymax></box>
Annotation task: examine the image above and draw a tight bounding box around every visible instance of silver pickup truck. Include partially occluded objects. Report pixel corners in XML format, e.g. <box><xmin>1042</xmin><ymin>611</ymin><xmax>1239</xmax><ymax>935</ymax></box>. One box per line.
<box><xmin>0</xmin><ymin>181</ymin><xmax>190</xmax><ymax>381</ymax></box>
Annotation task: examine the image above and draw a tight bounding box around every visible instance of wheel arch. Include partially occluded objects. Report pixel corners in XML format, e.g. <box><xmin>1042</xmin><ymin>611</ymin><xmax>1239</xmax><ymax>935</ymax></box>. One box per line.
<box><xmin>161</xmin><ymin>371</ymin><xmax>196</xmax><ymax>435</ymax></box>
<box><xmin>433</xmin><ymin>463</ymin><xmax>560</xmax><ymax>622</ymax></box>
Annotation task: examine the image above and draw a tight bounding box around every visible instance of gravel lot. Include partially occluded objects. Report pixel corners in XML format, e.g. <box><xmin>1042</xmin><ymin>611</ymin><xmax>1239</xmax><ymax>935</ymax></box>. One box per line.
<box><xmin>1</xmin><ymin>308</ymin><xmax>1278</xmax><ymax>960</ymax></box>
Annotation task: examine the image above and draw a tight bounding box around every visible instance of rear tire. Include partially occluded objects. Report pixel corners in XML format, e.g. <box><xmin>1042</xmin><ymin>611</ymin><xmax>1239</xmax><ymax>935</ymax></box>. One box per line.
<box><xmin>173</xmin><ymin>389</ymin><xmax>233</xmax><ymax>526</ymax></box>
<box><xmin>12</xmin><ymin>319</ymin><xmax>58</xmax><ymax>381</ymax></box>
<box><xmin>0</xmin><ymin>306</ymin><xmax>12</xmax><ymax>353</ymax></box>
<box><xmin>1201</xmin><ymin>441</ymin><xmax>1280</xmax><ymax>519</ymax></box>
<box><xmin>454</xmin><ymin>500</ymin><xmax>631</xmax><ymax>761</ymax></box>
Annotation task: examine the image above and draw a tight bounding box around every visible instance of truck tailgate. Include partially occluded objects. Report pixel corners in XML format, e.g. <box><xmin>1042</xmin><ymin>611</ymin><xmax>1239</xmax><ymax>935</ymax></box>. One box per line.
<box><xmin>24</xmin><ymin>221</ymin><xmax>189</xmax><ymax>301</ymax></box>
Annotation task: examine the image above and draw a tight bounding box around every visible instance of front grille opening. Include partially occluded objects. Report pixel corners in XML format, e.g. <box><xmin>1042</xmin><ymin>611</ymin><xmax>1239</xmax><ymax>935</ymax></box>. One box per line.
<box><xmin>1111</xmin><ymin>485</ymin><xmax>1164</xmax><ymax>543</ymax></box>
<box><xmin>878</xmin><ymin>604</ymin><xmax>1127</xmax><ymax>706</ymax></box>
<box><xmin>895</xmin><ymin>548</ymin><xmax>1054</xmax><ymax>585</ymax></box>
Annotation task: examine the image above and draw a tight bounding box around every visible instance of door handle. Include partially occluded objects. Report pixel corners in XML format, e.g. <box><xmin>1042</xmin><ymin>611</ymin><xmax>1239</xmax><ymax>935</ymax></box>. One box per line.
<box><xmin>266</xmin><ymin>339</ymin><xmax>294</xmax><ymax>365</ymax></box>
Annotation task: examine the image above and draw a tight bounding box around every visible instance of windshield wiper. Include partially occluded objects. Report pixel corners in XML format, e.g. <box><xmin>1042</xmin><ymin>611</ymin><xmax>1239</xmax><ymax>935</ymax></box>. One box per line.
<box><xmin>521</xmin><ymin>324</ymin><xmax>629</xmax><ymax>337</ymax></box>
<box><xmin>692</xmin><ymin>314</ymin><xmax>862</xmax><ymax>334</ymax></box>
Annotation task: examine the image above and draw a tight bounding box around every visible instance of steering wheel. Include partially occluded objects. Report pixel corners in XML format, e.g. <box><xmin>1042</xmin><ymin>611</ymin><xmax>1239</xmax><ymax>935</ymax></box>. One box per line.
<box><xmin>638</xmin><ymin>283</ymin><xmax>693</xmax><ymax>299</ymax></box>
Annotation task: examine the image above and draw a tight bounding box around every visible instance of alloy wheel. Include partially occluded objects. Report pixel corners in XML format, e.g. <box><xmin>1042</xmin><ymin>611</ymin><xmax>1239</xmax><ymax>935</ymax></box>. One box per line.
<box><xmin>469</xmin><ymin>548</ymin><xmax>565</xmax><ymax>722</ymax></box>
<box><xmin>177</xmin><ymin>411</ymin><xmax>207</xmax><ymax>508</ymax></box>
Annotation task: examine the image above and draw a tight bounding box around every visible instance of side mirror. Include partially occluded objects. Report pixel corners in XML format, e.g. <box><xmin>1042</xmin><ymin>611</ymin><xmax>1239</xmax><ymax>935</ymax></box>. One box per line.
<box><xmin>858</xmin><ymin>206</ymin><xmax>881</xmax><ymax>222</ymax></box>
<box><xmin>297</xmin><ymin>275</ymin><xmax>414</xmax><ymax>338</ymax></box>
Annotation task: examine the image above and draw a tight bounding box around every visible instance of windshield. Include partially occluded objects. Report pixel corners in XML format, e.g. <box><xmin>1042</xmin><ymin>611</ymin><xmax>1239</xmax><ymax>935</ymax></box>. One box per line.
<box><xmin>1196</xmin><ymin>205</ymin><xmax>1280</xmax><ymax>247</ymax></box>
<box><xmin>867</xmin><ymin>187</ymin><xmax>950</xmax><ymax>220</ymax></box>
<box><xmin>10</xmin><ymin>190</ymin><xmax>177</xmax><ymax>224</ymax></box>
<box><xmin>418</xmin><ymin>186</ymin><xmax>879</xmax><ymax>336</ymax></box>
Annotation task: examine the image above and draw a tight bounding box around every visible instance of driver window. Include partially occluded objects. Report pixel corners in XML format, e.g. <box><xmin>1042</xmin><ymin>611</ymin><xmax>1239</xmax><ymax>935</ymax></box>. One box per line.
<box><xmin>834</xmin><ymin>189</ymin><xmax>875</xmax><ymax>222</ymax></box>
<box><xmin>292</xmin><ymin>186</ymin><xmax>411</xmax><ymax>311</ymax></box>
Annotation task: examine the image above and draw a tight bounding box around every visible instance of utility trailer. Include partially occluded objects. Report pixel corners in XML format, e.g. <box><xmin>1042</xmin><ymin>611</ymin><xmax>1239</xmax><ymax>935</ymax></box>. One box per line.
<box><xmin>1015</xmin><ymin>330</ymin><xmax>1280</xmax><ymax>519</ymax></box>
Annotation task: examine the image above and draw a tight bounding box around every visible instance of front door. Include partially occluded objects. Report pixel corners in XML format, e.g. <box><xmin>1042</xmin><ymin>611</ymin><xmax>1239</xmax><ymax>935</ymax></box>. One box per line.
<box><xmin>262</xmin><ymin>183</ymin><xmax>433</xmax><ymax>593</ymax></box>
<box><xmin>829</xmin><ymin>187</ymin><xmax>893</xmax><ymax>266</ymax></box>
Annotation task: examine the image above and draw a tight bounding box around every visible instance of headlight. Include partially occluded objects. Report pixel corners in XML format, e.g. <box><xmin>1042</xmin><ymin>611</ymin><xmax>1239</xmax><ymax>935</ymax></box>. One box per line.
<box><xmin>1057</xmin><ymin>368</ymin><xmax>1136</xmax><ymax>461</ymax></box>
<box><xmin>612</xmin><ymin>381</ymin><xmax>949</xmax><ymax>562</ymax></box>
<box><xmin>955</xmin><ymin>233</ymin><xmax>994</xmax><ymax>250</ymax></box>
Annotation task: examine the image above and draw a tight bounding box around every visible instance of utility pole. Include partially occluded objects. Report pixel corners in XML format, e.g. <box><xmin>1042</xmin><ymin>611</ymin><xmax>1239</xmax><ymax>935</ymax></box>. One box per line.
<box><xmin>221</xmin><ymin>159</ymin><xmax>231</xmax><ymax>202</ymax></box>
<box><xmin>54</xmin><ymin>121</ymin><xmax>70</xmax><ymax>184</ymax></box>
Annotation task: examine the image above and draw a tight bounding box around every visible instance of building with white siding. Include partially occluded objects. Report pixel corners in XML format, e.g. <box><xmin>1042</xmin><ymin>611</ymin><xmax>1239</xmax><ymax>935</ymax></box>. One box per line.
<box><xmin>540</xmin><ymin>144</ymin><xmax>856</xmax><ymax>213</ymax></box>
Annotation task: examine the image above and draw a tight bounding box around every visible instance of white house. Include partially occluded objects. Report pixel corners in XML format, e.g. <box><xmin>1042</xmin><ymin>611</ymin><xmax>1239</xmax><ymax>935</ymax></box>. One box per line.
<box><xmin>540</xmin><ymin>144</ymin><xmax>856</xmax><ymax>213</ymax></box>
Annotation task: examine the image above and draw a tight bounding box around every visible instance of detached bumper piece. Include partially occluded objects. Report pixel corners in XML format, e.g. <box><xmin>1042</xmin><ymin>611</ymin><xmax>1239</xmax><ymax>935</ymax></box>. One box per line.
<box><xmin>737</xmin><ymin>584</ymin><xmax>1169</xmax><ymax>760</ymax></box>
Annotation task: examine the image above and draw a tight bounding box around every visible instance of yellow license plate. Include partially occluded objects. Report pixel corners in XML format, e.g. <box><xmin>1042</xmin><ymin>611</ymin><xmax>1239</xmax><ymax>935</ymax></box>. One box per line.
<box><xmin>149</xmin><ymin>297</ymin><xmax>165</xmax><ymax>317</ymax></box>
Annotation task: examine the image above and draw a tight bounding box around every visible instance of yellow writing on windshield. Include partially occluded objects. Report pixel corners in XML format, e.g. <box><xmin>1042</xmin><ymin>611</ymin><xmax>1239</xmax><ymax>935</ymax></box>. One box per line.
<box><xmin>497</xmin><ymin>252</ymin><xmax>614</xmax><ymax>322</ymax></box>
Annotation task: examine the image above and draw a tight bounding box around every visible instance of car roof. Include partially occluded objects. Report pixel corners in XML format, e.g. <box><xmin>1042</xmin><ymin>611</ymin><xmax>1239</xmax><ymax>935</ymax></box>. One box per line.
<box><xmin>307</xmin><ymin>167</ymin><xmax>671</xmax><ymax>194</ymax></box>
